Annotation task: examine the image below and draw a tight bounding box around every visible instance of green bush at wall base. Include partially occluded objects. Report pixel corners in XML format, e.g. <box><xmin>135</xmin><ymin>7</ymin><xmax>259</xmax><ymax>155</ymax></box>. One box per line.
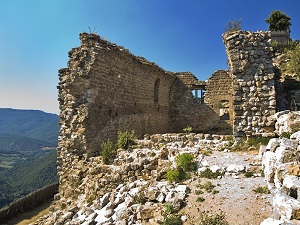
<box><xmin>117</xmin><ymin>130</ymin><xmax>136</xmax><ymax>149</ymax></box>
<box><xmin>101</xmin><ymin>139</ymin><xmax>115</xmax><ymax>164</ymax></box>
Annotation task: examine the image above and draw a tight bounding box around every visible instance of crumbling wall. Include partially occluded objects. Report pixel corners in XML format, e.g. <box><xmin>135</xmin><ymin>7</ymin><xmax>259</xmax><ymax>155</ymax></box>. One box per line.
<box><xmin>170</xmin><ymin>78</ymin><xmax>219</xmax><ymax>133</ymax></box>
<box><xmin>58</xmin><ymin>33</ymin><xmax>178</xmax><ymax>161</ymax></box>
<box><xmin>169</xmin><ymin>76</ymin><xmax>231</xmax><ymax>134</ymax></box>
<box><xmin>223</xmin><ymin>31</ymin><xmax>276</xmax><ymax>137</ymax></box>
<box><xmin>205</xmin><ymin>70</ymin><xmax>233</xmax><ymax>126</ymax></box>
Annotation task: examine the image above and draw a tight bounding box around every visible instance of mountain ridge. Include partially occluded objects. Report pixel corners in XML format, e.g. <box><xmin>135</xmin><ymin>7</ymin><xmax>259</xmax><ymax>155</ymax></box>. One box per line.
<box><xmin>0</xmin><ymin>108</ymin><xmax>59</xmax><ymax>145</ymax></box>
<box><xmin>0</xmin><ymin>108</ymin><xmax>59</xmax><ymax>208</ymax></box>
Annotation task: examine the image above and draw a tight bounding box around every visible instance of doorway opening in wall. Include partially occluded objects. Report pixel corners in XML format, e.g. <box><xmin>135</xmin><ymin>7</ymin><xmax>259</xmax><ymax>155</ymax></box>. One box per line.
<box><xmin>220</xmin><ymin>100</ymin><xmax>230</xmax><ymax>120</ymax></box>
<box><xmin>192</xmin><ymin>89</ymin><xmax>205</xmax><ymax>105</ymax></box>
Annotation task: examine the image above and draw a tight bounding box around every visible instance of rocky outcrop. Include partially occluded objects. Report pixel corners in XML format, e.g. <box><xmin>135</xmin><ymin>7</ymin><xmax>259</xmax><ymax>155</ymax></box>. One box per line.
<box><xmin>262</xmin><ymin>111</ymin><xmax>300</xmax><ymax>224</ymax></box>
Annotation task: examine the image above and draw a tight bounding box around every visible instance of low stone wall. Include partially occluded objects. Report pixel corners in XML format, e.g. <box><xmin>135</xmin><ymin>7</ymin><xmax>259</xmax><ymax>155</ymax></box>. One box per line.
<box><xmin>0</xmin><ymin>183</ymin><xmax>58</xmax><ymax>222</ymax></box>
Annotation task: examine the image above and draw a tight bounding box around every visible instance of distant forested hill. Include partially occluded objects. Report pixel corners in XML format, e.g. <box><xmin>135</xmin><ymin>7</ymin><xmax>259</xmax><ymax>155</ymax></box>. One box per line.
<box><xmin>0</xmin><ymin>108</ymin><xmax>59</xmax><ymax>208</ymax></box>
<box><xmin>0</xmin><ymin>108</ymin><xmax>59</xmax><ymax>145</ymax></box>
<box><xmin>0</xmin><ymin>133</ymin><xmax>55</xmax><ymax>154</ymax></box>
<box><xmin>0</xmin><ymin>151</ymin><xmax>58</xmax><ymax>207</ymax></box>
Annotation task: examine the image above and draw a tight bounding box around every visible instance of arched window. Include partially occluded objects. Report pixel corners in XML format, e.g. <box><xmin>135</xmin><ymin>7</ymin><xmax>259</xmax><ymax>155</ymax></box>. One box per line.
<box><xmin>154</xmin><ymin>79</ymin><xmax>160</xmax><ymax>103</ymax></box>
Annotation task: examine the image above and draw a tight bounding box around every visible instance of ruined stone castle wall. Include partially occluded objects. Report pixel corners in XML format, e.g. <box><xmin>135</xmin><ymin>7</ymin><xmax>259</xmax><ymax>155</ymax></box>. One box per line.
<box><xmin>57</xmin><ymin>33</ymin><xmax>181</xmax><ymax>160</ymax></box>
<box><xmin>169</xmin><ymin>77</ymin><xmax>229</xmax><ymax>134</ymax></box>
<box><xmin>204</xmin><ymin>70</ymin><xmax>233</xmax><ymax>126</ymax></box>
<box><xmin>223</xmin><ymin>31</ymin><xmax>276</xmax><ymax>137</ymax></box>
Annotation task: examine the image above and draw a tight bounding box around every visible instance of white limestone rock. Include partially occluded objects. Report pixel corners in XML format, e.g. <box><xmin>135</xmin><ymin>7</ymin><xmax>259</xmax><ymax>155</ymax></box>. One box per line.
<box><xmin>266</xmin><ymin>138</ymin><xmax>280</xmax><ymax>152</ymax></box>
<box><xmin>291</xmin><ymin>131</ymin><xmax>300</xmax><ymax>142</ymax></box>
<box><xmin>175</xmin><ymin>185</ymin><xmax>187</xmax><ymax>193</ymax></box>
<box><xmin>260</xmin><ymin>218</ymin><xmax>286</xmax><ymax>225</ymax></box>
<box><xmin>156</xmin><ymin>192</ymin><xmax>165</xmax><ymax>202</ymax></box>
<box><xmin>262</xmin><ymin>151</ymin><xmax>276</xmax><ymax>185</ymax></box>
<box><xmin>210</xmin><ymin>165</ymin><xmax>221</xmax><ymax>173</ymax></box>
<box><xmin>226</xmin><ymin>164</ymin><xmax>245</xmax><ymax>173</ymax></box>
<box><xmin>273</xmin><ymin>192</ymin><xmax>300</xmax><ymax>221</ymax></box>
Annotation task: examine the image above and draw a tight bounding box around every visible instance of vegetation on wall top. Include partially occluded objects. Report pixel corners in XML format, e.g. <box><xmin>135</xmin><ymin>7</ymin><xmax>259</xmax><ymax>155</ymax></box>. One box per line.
<box><xmin>224</xmin><ymin>19</ymin><xmax>242</xmax><ymax>33</ymax></box>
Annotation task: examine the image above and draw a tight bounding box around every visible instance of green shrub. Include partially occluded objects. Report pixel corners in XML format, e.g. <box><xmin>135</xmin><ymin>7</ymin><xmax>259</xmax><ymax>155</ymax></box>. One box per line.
<box><xmin>166</xmin><ymin>168</ymin><xmax>186</xmax><ymax>183</ymax></box>
<box><xmin>183</xmin><ymin>126</ymin><xmax>193</xmax><ymax>134</ymax></box>
<box><xmin>245</xmin><ymin>171</ymin><xmax>254</xmax><ymax>178</ymax></box>
<box><xmin>164</xmin><ymin>204</ymin><xmax>176</xmax><ymax>214</ymax></box>
<box><xmin>229</xmin><ymin>137</ymin><xmax>271</xmax><ymax>152</ymax></box>
<box><xmin>265</xmin><ymin>10</ymin><xmax>291</xmax><ymax>32</ymax></box>
<box><xmin>176</xmin><ymin>153</ymin><xmax>195</xmax><ymax>171</ymax></box>
<box><xmin>202</xmin><ymin>181</ymin><xmax>215</xmax><ymax>193</ymax></box>
<box><xmin>196</xmin><ymin>196</ymin><xmax>205</xmax><ymax>202</ymax></box>
<box><xmin>247</xmin><ymin>137</ymin><xmax>271</xmax><ymax>147</ymax></box>
<box><xmin>199</xmin><ymin>168</ymin><xmax>223</xmax><ymax>179</ymax></box>
<box><xmin>195</xmin><ymin>189</ymin><xmax>204</xmax><ymax>195</ymax></box>
<box><xmin>197</xmin><ymin>180</ymin><xmax>217</xmax><ymax>193</ymax></box>
<box><xmin>284</xmin><ymin>44</ymin><xmax>300</xmax><ymax>77</ymax></box>
<box><xmin>281</xmin><ymin>132</ymin><xmax>291</xmax><ymax>139</ymax></box>
<box><xmin>198</xmin><ymin>210</ymin><xmax>229</xmax><ymax>225</ymax></box>
<box><xmin>253</xmin><ymin>186</ymin><xmax>270</xmax><ymax>194</ymax></box>
<box><xmin>117</xmin><ymin>130</ymin><xmax>136</xmax><ymax>149</ymax></box>
<box><xmin>101</xmin><ymin>139</ymin><xmax>115</xmax><ymax>164</ymax></box>
<box><xmin>212</xmin><ymin>189</ymin><xmax>219</xmax><ymax>195</ymax></box>
<box><xmin>161</xmin><ymin>215</ymin><xmax>183</xmax><ymax>225</ymax></box>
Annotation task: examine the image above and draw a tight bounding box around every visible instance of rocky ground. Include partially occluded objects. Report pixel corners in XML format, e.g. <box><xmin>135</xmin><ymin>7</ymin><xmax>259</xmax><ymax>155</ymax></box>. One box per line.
<box><xmin>9</xmin><ymin>133</ymin><xmax>275</xmax><ymax>225</ymax></box>
<box><xmin>180</xmin><ymin>150</ymin><xmax>272</xmax><ymax>225</ymax></box>
<box><xmin>4</xmin><ymin>111</ymin><xmax>300</xmax><ymax>225</ymax></box>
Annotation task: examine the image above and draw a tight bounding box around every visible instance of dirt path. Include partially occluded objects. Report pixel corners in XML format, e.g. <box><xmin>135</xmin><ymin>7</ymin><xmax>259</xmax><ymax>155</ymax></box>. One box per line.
<box><xmin>180</xmin><ymin>150</ymin><xmax>272</xmax><ymax>225</ymax></box>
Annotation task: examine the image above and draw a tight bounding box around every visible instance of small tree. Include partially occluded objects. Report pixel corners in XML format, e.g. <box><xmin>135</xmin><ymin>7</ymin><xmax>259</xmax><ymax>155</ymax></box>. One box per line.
<box><xmin>265</xmin><ymin>10</ymin><xmax>291</xmax><ymax>32</ymax></box>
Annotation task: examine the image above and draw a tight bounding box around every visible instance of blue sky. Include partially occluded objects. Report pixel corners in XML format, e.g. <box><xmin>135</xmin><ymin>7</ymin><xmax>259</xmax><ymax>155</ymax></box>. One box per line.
<box><xmin>0</xmin><ymin>0</ymin><xmax>299</xmax><ymax>114</ymax></box>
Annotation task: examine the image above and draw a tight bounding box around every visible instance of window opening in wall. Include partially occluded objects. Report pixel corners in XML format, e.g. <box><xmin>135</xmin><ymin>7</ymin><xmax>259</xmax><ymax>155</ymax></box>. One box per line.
<box><xmin>154</xmin><ymin>79</ymin><xmax>160</xmax><ymax>103</ymax></box>
<box><xmin>220</xmin><ymin>100</ymin><xmax>230</xmax><ymax>120</ymax></box>
<box><xmin>192</xmin><ymin>89</ymin><xmax>205</xmax><ymax>105</ymax></box>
